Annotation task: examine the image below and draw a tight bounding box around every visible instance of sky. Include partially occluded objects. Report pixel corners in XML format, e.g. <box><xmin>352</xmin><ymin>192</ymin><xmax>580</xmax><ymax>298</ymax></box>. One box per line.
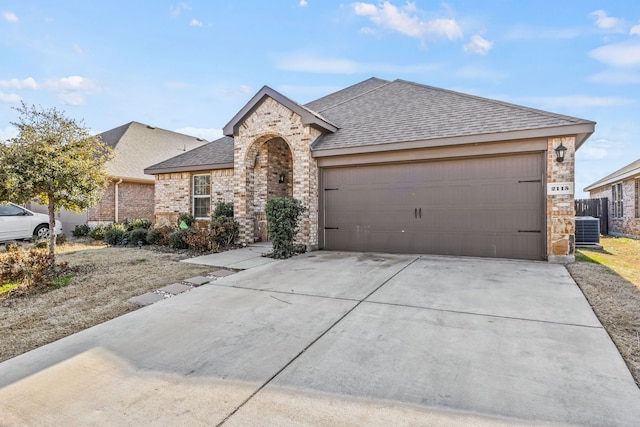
<box><xmin>1</xmin><ymin>1</ymin><xmax>640</xmax><ymax>197</ymax></box>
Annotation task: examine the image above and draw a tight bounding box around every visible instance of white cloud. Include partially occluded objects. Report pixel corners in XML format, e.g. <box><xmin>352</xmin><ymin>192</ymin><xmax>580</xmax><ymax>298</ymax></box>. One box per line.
<box><xmin>299</xmin><ymin>0</ymin><xmax>308</xmax><ymax>6</ymax></box>
<box><xmin>0</xmin><ymin>77</ymin><xmax>38</xmax><ymax>90</ymax></box>
<box><xmin>588</xmin><ymin>70</ymin><xmax>640</xmax><ymax>84</ymax></box>
<box><xmin>590</xmin><ymin>10</ymin><xmax>626</xmax><ymax>33</ymax></box>
<box><xmin>0</xmin><ymin>92</ymin><xmax>21</xmax><ymax>103</ymax></box>
<box><xmin>590</xmin><ymin>41</ymin><xmax>640</xmax><ymax>67</ymax></box>
<box><xmin>464</xmin><ymin>35</ymin><xmax>493</xmax><ymax>55</ymax></box>
<box><xmin>73</xmin><ymin>43</ymin><xmax>84</xmax><ymax>55</ymax></box>
<box><xmin>44</xmin><ymin>76</ymin><xmax>100</xmax><ymax>92</ymax></box>
<box><xmin>352</xmin><ymin>1</ymin><xmax>462</xmax><ymax>43</ymax></box>
<box><xmin>523</xmin><ymin>95</ymin><xmax>634</xmax><ymax>108</ymax></box>
<box><xmin>630</xmin><ymin>24</ymin><xmax>640</xmax><ymax>36</ymax></box>
<box><xmin>2</xmin><ymin>11</ymin><xmax>18</xmax><ymax>23</ymax></box>
<box><xmin>273</xmin><ymin>52</ymin><xmax>437</xmax><ymax>74</ymax></box>
<box><xmin>170</xmin><ymin>3</ymin><xmax>190</xmax><ymax>18</ymax></box>
<box><xmin>174</xmin><ymin>127</ymin><xmax>222</xmax><ymax>141</ymax></box>
<box><xmin>189</xmin><ymin>18</ymin><xmax>203</xmax><ymax>26</ymax></box>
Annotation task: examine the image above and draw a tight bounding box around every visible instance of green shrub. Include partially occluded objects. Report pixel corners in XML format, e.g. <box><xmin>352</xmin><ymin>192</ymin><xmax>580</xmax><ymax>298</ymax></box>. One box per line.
<box><xmin>129</xmin><ymin>228</ymin><xmax>148</xmax><ymax>245</ymax></box>
<box><xmin>213</xmin><ymin>202</ymin><xmax>234</xmax><ymax>219</ymax></box>
<box><xmin>168</xmin><ymin>229</ymin><xmax>189</xmax><ymax>249</ymax></box>
<box><xmin>177</xmin><ymin>212</ymin><xmax>195</xmax><ymax>228</ymax></box>
<box><xmin>211</xmin><ymin>216</ymin><xmax>238</xmax><ymax>249</ymax></box>
<box><xmin>126</xmin><ymin>219</ymin><xmax>152</xmax><ymax>231</ymax></box>
<box><xmin>210</xmin><ymin>202</ymin><xmax>238</xmax><ymax>249</ymax></box>
<box><xmin>146</xmin><ymin>228</ymin><xmax>162</xmax><ymax>245</ymax></box>
<box><xmin>56</xmin><ymin>233</ymin><xmax>67</xmax><ymax>245</ymax></box>
<box><xmin>105</xmin><ymin>224</ymin><xmax>127</xmax><ymax>245</ymax></box>
<box><xmin>72</xmin><ymin>224</ymin><xmax>90</xmax><ymax>237</ymax></box>
<box><xmin>89</xmin><ymin>224</ymin><xmax>107</xmax><ymax>240</ymax></box>
<box><xmin>265</xmin><ymin>197</ymin><xmax>306</xmax><ymax>259</ymax></box>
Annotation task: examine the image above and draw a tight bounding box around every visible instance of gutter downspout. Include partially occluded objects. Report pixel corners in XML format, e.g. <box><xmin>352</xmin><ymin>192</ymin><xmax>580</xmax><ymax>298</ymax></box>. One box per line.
<box><xmin>114</xmin><ymin>178</ymin><xmax>123</xmax><ymax>223</ymax></box>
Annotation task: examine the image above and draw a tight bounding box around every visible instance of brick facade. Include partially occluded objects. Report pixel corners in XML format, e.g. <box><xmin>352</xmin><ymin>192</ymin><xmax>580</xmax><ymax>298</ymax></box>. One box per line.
<box><xmin>88</xmin><ymin>180</ymin><xmax>154</xmax><ymax>224</ymax></box>
<box><xmin>589</xmin><ymin>179</ymin><xmax>640</xmax><ymax>238</ymax></box>
<box><xmin>154</xmin><ymin>169</ymin><xmax>234</xmax><ymax>227</ymax></box>
<box><xmin>232</xmin><ymin>97</ymin><xmax>322</xmax><ymax>248</ymax></box>
<box><xmin>546</xmin><ymin>137</ymin><xmax>576</xmax><ymax>262</ymax></box>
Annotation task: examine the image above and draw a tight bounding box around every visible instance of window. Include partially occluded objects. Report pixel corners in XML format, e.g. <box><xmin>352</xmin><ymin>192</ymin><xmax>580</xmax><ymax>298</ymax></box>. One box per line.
<box><xmin>192</xmin><ymin>174</ymin><xmax>211</xmax><ymax>218</ymax></box>
<box><xmin>612</xmin><ymin>183</ymin><xmax>623</xmax><ymax>218</ymax></box>
<box><xmin>636</xmin><ymin>180</ymin><xmax>640</xmax><ymax>218</ymax></box>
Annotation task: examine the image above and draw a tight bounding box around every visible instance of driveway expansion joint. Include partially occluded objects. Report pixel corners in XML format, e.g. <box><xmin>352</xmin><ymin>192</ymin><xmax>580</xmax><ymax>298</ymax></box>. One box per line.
<box><xmin>363</xmin><ymin>300</ymin><xmax>605</xmax><ymax>329</ymax></box>
<box><xmin>217</xmin><ymin>256</ymin><xmax>420</xmax><ymax>426</ymax></box>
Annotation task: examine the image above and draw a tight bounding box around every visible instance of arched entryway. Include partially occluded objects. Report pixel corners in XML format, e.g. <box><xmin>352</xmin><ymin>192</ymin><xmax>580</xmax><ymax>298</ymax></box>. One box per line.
<box><xmin>245</xmin><ymin>136</ymin><xmax>293</xmax><ymax>242</ymax></box>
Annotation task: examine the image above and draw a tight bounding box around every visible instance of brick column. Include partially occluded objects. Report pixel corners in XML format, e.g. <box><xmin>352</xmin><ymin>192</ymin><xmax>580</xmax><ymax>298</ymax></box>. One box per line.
<box><xmin>547</xmin><ymin>136</ymin><xmax>576</xmax><ymax>263</ymax></box>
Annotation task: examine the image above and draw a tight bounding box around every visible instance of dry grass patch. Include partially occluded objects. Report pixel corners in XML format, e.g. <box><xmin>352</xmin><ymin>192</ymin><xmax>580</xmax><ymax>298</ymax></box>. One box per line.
<box><xmin>568</xmin><ymin>236</ymin><xmax>640</xmax><ymax>386</ymax></box>
<box><xmin>0</xmin><ymin>245</ymin><xmax>212</xmax><ymax>362</ymax></box>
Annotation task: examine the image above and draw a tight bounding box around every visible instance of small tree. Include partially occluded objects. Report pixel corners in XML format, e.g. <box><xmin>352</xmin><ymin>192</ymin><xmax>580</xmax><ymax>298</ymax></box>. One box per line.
<box><xmin>0</xmin><ymin>103</ymin><xmax>114</xmax><ymax>259</ymax></box>
<box><xmin>265</xmin><ymin>197</ymin><xmax>306</xmax><ymax>259</ymax></box>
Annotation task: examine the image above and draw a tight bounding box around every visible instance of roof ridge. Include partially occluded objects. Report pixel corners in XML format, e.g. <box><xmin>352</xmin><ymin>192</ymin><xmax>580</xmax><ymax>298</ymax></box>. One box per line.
<box><xmin>312</xmin><ymin>78</ymin><xmax>392</xmax><ymax>113</ymax></box>
<box><xmin>396</xmin><ymin>79</ymin><xmax>595</xmax><ymax>125</ymax></box>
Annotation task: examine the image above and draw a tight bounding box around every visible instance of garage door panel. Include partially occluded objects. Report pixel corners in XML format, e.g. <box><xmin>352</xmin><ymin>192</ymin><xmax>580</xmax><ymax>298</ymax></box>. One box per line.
<box><xmin>322</xmin><ymin>154</ymin><xmax>544</xmax><ymax>260</ymax></box>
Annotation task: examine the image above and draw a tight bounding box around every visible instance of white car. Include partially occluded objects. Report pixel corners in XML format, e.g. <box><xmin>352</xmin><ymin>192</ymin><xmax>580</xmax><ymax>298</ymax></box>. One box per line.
<box><xmin>0</xmin><ymin>202</ymin><xmax>63</xmax><ymax>242</ymax></box>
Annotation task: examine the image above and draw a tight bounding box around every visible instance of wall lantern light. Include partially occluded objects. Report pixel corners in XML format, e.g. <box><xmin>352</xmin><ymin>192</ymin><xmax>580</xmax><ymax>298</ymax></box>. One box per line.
<box><xmin>279</xmin><ymin>173</ymin><xmax>286</xmax><ymax>183</ymax></box>
<box><xmin>555</xmin><ymin>142</ymin><xmax>567</xmax><ymax>163</ymax></box>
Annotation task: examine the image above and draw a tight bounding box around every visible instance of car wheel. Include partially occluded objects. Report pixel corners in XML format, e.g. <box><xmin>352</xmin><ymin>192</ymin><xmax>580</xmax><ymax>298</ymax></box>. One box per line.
<box><xmin>34</xmin><ymin>224</ymin><xmax>50</xmax><ymax>240</ymax></box>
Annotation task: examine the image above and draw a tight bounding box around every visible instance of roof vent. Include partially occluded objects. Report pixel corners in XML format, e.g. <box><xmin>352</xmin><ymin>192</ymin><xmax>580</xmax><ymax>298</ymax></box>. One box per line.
<box><xmin>147</xmin><ymin>125</ymin><xmax>155</xmax><ymax>129</ymax></box>
<box><xmin>196</xmin><ymin>138</ymin><xmax>204</xmax><ymax>141</ymax></box>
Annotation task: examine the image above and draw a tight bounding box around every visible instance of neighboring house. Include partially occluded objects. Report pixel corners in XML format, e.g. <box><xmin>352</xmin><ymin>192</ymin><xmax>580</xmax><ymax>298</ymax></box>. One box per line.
<box><xmin>28</xmin><ymin>122</ymin><xmax>207</xmax><ymax>233</ymax></box>
<box><xmin>584</xmin><ymin>158</ymin><xmax>640</xmax><ymax>238</ymax></box>
<box><xmin>145</xmin><ymin>78</ymin><xmax>595</xmax><ymax>262</ymax></box>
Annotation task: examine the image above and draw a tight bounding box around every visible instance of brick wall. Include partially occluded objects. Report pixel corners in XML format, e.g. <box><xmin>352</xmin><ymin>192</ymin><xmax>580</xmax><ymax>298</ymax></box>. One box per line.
<box><xmin>546</xmin><ymin>137</ymin><xmax>576</xmax><ymax>262</ymax></box>
<box><xmin>233</xmin><ymin>97</ymin><xmax>322</xmax><ymax>248</ymax></box>
<box><xmin>154</xmin><ymin>169</ymin><xmax>234</xmax><ymax>227</ymax></box>
<box><xmin>88</xmin><ymin>180</ymin><xmax>154</xmax><ymax>224</ymax></box>
<box><xmin>590</xmin><ymin>179</ymin><xmax>640</xmax><ymax>238</ymax></box>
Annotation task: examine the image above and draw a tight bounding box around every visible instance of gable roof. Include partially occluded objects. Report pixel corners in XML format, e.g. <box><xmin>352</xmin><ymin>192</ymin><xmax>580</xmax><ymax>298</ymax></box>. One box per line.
<box><xmin>584</xmin><ymin>158</ymin><xmax>640</xmax><ymax>191</ymax></box>
<box><xmin>101</xmin><ymin>121</ymin><xmax>208</xmax><ymax>181</ymax></box>
<box><xmin>223</xmin><ymin>86</ymin><xmax>338</xmax><ymax>136</ymax></box>
<box><xmin>308</xmin><ymin>79</ymin><xmax>595</xmax><ymax>156</ymax></box>
<box><xmin>144</xmin><ymin>136</ymin><xmax>234</xmax><ymax>174</ymax></box>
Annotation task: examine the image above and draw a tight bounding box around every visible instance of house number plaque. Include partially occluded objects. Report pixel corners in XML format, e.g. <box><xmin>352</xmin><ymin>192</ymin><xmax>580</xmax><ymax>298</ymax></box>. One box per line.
<box><xmin>547</xmin><ymin>182</ymin><xmax>574</xmax><ymax>195</ymax></box>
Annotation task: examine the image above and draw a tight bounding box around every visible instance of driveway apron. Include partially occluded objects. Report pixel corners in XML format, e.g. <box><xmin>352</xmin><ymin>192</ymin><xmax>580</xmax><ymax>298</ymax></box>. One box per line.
<box><xmin>0</xmin><ymin>252</ymin><xmax>639</xmax><ymax>426</ymax></box>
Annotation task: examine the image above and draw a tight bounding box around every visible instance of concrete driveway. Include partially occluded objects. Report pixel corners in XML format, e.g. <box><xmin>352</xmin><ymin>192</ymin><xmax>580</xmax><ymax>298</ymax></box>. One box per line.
<box><xmin>1</xmin><ymin>252</ymin><xmax>639</xmax><ymax>426</ymax></box>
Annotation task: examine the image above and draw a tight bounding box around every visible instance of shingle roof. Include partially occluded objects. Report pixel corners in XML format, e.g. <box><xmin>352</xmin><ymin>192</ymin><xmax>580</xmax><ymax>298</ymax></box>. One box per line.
<box><xmin>144</xmin><ymin>137</ymin><xmax>234</xmax><ymax>174</ymax></box>
<box><xmin>308</xmin><ymin>79</ymin><xmax>595</xmax><ymax>152</ymax></box>
<box><xmin>145</xmin><ymin>77</ymin><xmax>595</xmax><ymax>171</ymax></box>
<box><xmin>101</xmin><ymin>121</ymin><xmax>207</xmax><ymax>181</ymax></box>
<box><xmin>584</xmin><ymin>158</ymin><xmax>640</xmax><ymax>191</ymax></box>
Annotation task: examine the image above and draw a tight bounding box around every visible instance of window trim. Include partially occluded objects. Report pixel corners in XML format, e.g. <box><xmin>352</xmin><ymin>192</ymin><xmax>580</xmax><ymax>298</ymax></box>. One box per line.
<box><xmin>612</xmin><ymin>182</ymin><xmax>623</xmax><ymax>218</ymax></box>
<box><xmin>192</xmin><ymin>173</ymin><xmax>211</xmax><ymax>219</ymax></box>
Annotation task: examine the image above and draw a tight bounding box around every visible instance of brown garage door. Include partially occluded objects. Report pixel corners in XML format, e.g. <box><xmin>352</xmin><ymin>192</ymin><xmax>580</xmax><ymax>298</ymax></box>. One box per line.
<box><xmin>322</xmin><ymin>153</ymin><xmax>544</xmax><ymax>260</ymax></box>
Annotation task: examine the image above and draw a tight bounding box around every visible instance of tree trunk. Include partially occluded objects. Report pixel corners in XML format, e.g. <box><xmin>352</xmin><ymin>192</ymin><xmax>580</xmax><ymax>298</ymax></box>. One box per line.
<box><xmin>48</xmin><ymin>195</ymin><xmax>56</xmax><ymax>259</ymax></box>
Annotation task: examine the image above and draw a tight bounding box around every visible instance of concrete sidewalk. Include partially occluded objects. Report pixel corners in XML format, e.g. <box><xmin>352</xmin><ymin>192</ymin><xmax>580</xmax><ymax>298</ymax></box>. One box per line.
<box><xmin>1</xmin><ymin>252</ymin><xmax>639</xmax><ymax>426</ymax></box>
<box><xmin>181</xmin><ymin>242</ymin><xmax>278</xmax><ymax>269</ymax></box>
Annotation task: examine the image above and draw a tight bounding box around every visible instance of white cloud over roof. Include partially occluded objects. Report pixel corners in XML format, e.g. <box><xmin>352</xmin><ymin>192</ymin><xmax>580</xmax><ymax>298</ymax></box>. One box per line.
<box><xmin>464</xmin><ymin>35</ymin><xmax>493</xmax><ymax>55</ymax></box>
<box><xmin>352</xmin><ymin>1</ymin><xmax>462</xmax><ymax>43</ymax></box>
<box><xmin>2</xmin><ymin>11</ymin><xmax>18</xmax><ymax>23</ymax></box>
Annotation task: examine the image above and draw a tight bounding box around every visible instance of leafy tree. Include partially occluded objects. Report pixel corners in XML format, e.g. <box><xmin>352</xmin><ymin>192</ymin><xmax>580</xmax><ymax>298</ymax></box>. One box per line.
<box><xmin>0</xmin><ymin>103</ymin><xmax>114</xmax><ymax>258</ymax></box>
